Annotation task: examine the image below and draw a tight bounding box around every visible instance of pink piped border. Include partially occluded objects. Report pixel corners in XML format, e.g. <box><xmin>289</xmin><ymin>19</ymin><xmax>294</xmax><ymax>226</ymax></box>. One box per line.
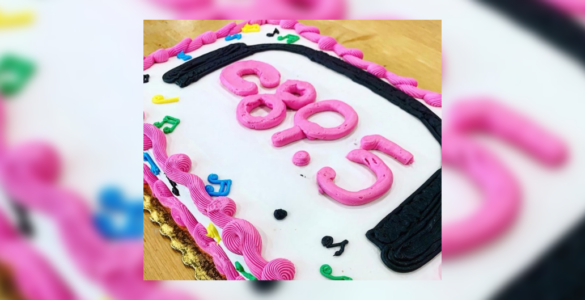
<box><xmin>143</xmin><ymin>20</ymin><xmax>442</xmax><ymax>107</ymax></box>
<box><xmin>143</xmin><ymin>164</ymin><xmax>244</xmax><ymax>280</ymax></box>
<box><xmin>0</xmin><ymin>97</ymin><xmax>195</xmax><ymax>299</ymax></box>
<box><xmin>144</xmin><ymin>123</ymin><xmax>295</xmax><ymax>280</ymax></box>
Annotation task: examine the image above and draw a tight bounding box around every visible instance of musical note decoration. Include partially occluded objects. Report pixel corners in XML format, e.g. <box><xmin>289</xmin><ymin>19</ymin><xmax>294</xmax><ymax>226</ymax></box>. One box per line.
<box><xmin>320</xmin><ymin>264</ymin><xmax>352</xmax><ymax>280</ymax></box>
<box><xmin>225</xmin><ymin>33</ymin><xmax>242</xmax><ymax>41</ymax></box>
<box><xmin>205</xmin><ymin>223</ymin><xmax>221</xmax><ymax>244</ymax></box>
<box><xmin>93</xmin><ymin>186</ymin><xmax>143</xmax><ymax>240</ymax></box>
<box><xmin>165</xmin><ymin>175</ymin><xmax>180</xmax><ymax>196</ymax></box>
<box><xmin>321</xmin><ymin>236</ymin><xmax>349</xmax><ymax>256</ymax></box>
<box><xmin>10</xmin><ymin>200</ymin><xmax>34</xmax><ymax>236</ymax></box>
<box><xmin>0</xmin><ymin>54</ymin><xmax>35</xmax><ymax>97</ymax></box>
<box><xmin>177</xmin><ymin>50</ymin><xmax>192</xmax><ymax>61</ymax></box>
<box><xmin>266</xmin><ymin>28</ymin><xmax>280</xmax><ymax>37</ymax></box>
<box><xmin>153</xmin><ymin>115</ymin><xmax>180</xmax><ymax>134</ymax></box>
<box><xmin>204</xmin><ymin>173</ymin><xmax>232</xmax><ymax>197</ymax></box>
<box><xmin>241</xmin><ymin>23</ymin><xmax>260</xmax><ymax>33</ymax></box>
<box><xmin>0</xmin><ymin>9</ymin><xmax>34</xmax><ymax>28</ymax></box>
<box><xmin>151</xmin><ymin>94</ymin><xmax>179</xmax><ymax>104</ymax></box>
<box><xmin>277</xmin><ymin>34</ymin><xmax>300</xmax><ymax>44</ymax></box>
<box><xmin>235</xmin><ymin>261</ymin><xmax>258</xmax><ymax>280</ymax></box>
<box><xmin>143</xmin><ymin>152</ymin><xmax>160</xmax><ymax>175</ymax></box>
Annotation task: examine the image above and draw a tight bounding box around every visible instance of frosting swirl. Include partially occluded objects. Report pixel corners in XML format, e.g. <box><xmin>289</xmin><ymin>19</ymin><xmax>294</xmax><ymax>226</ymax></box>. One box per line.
<box><xmin>144</xmin><ymin>123</ymin><xmax>295</xmax><ymax>280</ymax></box>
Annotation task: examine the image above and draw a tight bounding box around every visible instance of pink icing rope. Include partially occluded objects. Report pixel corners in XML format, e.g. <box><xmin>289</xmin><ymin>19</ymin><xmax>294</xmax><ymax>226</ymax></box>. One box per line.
<box><xmin>272</xmin><ymin>100</ymin><xmax>358</xmax><ymax>147</ymax></box>
<box><xmin>0</xmin><ymin>98</ymin><xmax>194</xmax><ymax>299</ymax></box>
<box><xmin>143</xmin><ymin>164</ymin><xmax>244</xmax><ymax>280</ymax></box>
<box><xmin>144</xmin><ymin>123</ymin><xmax>295</xmax><ymax>280</ymax></box>
<box><xmin>220</xmin><ymin>60</ymin><xmax>281</xmax><ymax>96</ymax></box>
<box><xmin>317</xmin><ymin>149</ymin><xmax>393</xmax><ymax>206</ymax></box>
<box><xmin>142</xmin><ymin>20</ymin><xmax>441</xmax><ymax>107</ymax></box>
<box><xmin>443</xmin><ymin>99</ymin><xmax>568</xmax><ymax>257</ymax></box>
<box><xmin>360</xmin><ymin>134</ymin><xmax>414</xmax><ymax>165</ymax></box>
<box><xmin>0</xmin><ymin>209</ymin><xmax>76</xmax><ymax>300</ymax></box>
<box><xmin>236</xmin><ymin>94</ymin><xmax>287</xmax><ymax>130</ymax></box>
<box><xmin>156</xmin><ymin>0</ymin><xmax>345</xmax><ymax>20</ymax></box>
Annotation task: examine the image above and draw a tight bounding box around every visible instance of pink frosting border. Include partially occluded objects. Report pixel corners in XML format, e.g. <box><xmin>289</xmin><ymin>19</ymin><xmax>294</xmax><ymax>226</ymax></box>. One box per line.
<box><xmin>143</xmin><ymin>164</ymin><xmax>245</xmax><ymax>280</ymax></box>
<box><xmin>0</xmin><ymin>98</ymin><xmax>194</xmax><ymax>299</ymax></box>
<box><xmin>144</xmin><ymin>122</ymin><xmax>295</xmax><ymax>280</ymax></box>
<box><xmin>0</xmin><ymin>209</ymin><xmax>76</xmax><ymax>300</ymax></box>
<box><xmin>143</xmin><ymin>20</ymin><xmax>442</xmax><ymax>107</ymax></box>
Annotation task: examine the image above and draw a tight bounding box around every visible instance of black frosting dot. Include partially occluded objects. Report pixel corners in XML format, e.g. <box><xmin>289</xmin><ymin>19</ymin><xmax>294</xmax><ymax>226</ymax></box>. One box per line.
<box><xmin>274</xmin><ymin>209</ymin><xmax>287</xmax><ymax>220</ymax></box>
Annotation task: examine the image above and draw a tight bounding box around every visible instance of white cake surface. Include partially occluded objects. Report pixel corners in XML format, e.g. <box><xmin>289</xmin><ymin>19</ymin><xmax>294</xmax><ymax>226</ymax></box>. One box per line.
<box><xmin>144</xmin><ymin>25</ymin><xmax>442</xmax><ymax>280</ymax></box>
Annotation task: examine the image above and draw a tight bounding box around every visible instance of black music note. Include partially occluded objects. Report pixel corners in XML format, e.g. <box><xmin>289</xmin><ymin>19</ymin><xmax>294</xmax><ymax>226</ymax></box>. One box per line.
<box><xmin>10</xmin><ymin>200</ymin><xmax>33</xmax><ymax>236</ymax></box>
<box><xmin>166</xmin><ymin>175</ymin><xmax>180</xmax><ymax>196</ymax></box>
<box><xmin>321</xmin><ymin>236</ymin><xmax>349</xmax><ymax>256</ymax></box>
<box><xmin>266</xmin><ymin>28</ymin><xmax>280</xmax><ymax>37</ymax></box>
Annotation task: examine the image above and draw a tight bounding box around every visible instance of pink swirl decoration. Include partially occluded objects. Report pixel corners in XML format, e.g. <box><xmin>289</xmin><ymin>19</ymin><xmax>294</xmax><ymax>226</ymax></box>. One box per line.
<box><xmin>0</xmin><ymin>98</ymin><xmax>194</xmax><ymax>299</ymax></box>
<box><xmin>144</xmin><ymin>165</ymin><xmax>244</xmax><ymax>280</ymax></box>
<box><xmin>142</xmin><ymin>20</ymin><xmax>441</xmax><ymax>107</ymax></box>
<box><xmin>144</xmin><ymin>122</ymin><xmax>295</xmax><ymax>280</ymax></box>
<box><xmin>0</xmin><ymin>209</ymin><xmax>75</xmax><ymax>300</ymax></box>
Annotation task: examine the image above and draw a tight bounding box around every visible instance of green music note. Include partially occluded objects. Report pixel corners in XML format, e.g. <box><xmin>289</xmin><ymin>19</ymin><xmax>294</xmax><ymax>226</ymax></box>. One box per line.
<box><xmin>0</xmin><ymin>54</ymin><xmax>35</xmax><ymax>97</ymax></box>
<box><xmin>320</xmin><ymin>264</ymin><xmax>352</xmax><ymax>280</ymax></box>
<box><xmin>235</xmin><ymin>261</ymin><xmax>257</xmax><ymax>280</ymax></box>
<box><xmin>153</xmin><ymin>115</ymin><xmax>180</xmax><ymax>134</ymax></box>
<box><xmin>277</xmin><ymin>34</ymin><xmax>300</xmax><ymax>44</ymax></box>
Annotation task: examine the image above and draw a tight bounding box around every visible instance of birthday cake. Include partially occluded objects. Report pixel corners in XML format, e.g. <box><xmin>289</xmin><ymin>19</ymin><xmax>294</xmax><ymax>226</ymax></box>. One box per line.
<box><xmin>143</xmin><ymin>20</ymin><xmax>442</xmax><ymax>280</ymax></box>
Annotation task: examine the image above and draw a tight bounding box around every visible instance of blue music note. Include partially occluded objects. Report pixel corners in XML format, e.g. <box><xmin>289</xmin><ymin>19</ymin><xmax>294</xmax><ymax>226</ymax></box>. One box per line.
<box><xmin>225</xmin><ymin>33</ymin><xmax>242</xmax><ymax>42</ymax></box>
<box><xmin>93</xmin><ymin>186</ymin><xmax>142</xmax><ymax>240</ymax></box>
<box><xmin>177</xmin><ymin>50</ymin><xmax>192</xmax><ymax>61</ymax></box>
<box><xmin>205</xmin><ymin>173</ymin><xmax>232</xmax><ymax>197</ymax></box>
<box><xmin>143</xmin><ymin>152</ymin><xmax>160</xmax><ymax>175</ymax></box>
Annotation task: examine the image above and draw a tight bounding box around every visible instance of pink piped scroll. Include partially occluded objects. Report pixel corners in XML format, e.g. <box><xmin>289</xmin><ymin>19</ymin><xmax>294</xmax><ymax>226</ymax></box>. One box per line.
<box><xmin>144</xmin><ymin>165</ymin><xmax>244</xmax><ymax>280</ymax></box>
<box><xmin>317</xmin><ymin>149</ymin><xmax>393</xmax><ymax>206</ymax></box>
<box><xmin>0</xmin><ymin>210</ymin><xmax>76</xmax><ymax>300</ymax></box>
<box><xmin>272</xmin><ymin>100</ymin><xmax>358</xmax><ymax>147</ymax></box>
<box><xmin>0</xmin><ymin>98</ymin><xmax>195</xmax><ymax>299</ymax></box>
<box><xmin>144</xmin><ymin>123</ymin><xmax>295</xmax><ymax>280</ymax></box>
<box><xmin>220</xmin><ymin>60</ymin><xmax>281</xmax><ymax>96</ymax></box>
<box><xmin>360</xmin><ymin>134</ymin><xmax>414</xmax><ymax>165</ymax></box>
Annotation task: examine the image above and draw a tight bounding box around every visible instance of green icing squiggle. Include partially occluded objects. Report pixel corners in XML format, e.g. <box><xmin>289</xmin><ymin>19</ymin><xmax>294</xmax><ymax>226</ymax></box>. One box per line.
<box><xmin>320</xmin><ymin>264</ymin><xmax>352</xmax><ymax>280</ymax></box>
<box><xmin>235</xmin><ymin>261</ymin><xmax>257</xmax><ymax>281</ymax></box>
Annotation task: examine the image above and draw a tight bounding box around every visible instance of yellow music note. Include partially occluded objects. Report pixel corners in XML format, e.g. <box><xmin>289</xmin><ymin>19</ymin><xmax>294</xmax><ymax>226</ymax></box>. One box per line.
<box><xmin>0</xmin><ymin>10</ymin><xmax>34</xmax><ymax>28</ymax></box>
<box><xmin>151</xmin><ymin>94</ymin><xmax>179</xmax><ymax>104</ymax></box>
<box><xmin>206</xmin><ymin>223</ymin><xmax>221</xmax><ymax>244</ymax></box>
<box><xmin>241</xmin><ymin>23</ymin><xmax>260</xmax><ymax>33</ymax></box>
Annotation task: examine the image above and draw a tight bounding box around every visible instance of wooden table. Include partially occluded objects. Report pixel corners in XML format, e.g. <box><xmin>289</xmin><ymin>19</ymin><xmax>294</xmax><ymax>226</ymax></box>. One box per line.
<box><xmin>143</xmin><ymin>20</ymin><xmax>441</xmax><ymax>280</ymax></box>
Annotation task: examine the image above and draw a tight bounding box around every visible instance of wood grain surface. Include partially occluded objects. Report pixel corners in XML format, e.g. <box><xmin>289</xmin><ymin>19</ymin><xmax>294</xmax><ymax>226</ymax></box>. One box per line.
<box><xmin>143</xmin><ymin>20</ymin><xmax>441</xmax><ymax>280</ymax></box>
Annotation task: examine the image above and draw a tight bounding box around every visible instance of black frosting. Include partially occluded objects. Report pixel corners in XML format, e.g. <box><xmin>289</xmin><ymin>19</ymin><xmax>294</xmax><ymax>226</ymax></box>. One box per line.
<box><xmin>163</xmin><ymin>43</ymin><xmax>441</xmax><ymax>273</ymax></box>
<box><xmin>481</xmin><ymin>0</ymin><xmax>585</xmax><ymax>67</ymax></box>
<box><xmin>274</xmin><ymin>209</ymin><xmax>287</xmax><ymax>220</ymax></box>
<box><xmin>493</xmin><ymin>212</ymin><xmax>585</xmax><ymax>299</ymax></box>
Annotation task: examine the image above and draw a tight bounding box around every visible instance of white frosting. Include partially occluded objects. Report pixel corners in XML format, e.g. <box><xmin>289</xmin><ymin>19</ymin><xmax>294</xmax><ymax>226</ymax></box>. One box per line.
<box><xmin>144</xmin><ymin>26</ymin><xmax>442</xmax><ymax>279</ymax></box>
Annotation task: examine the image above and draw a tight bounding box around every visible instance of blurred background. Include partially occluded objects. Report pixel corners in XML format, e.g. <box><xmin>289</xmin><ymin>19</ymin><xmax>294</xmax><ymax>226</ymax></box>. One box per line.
<box><xmin>2</xmin><ymin>0</ymin><xmax>585</xmax><ymax>299</ymax></box>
